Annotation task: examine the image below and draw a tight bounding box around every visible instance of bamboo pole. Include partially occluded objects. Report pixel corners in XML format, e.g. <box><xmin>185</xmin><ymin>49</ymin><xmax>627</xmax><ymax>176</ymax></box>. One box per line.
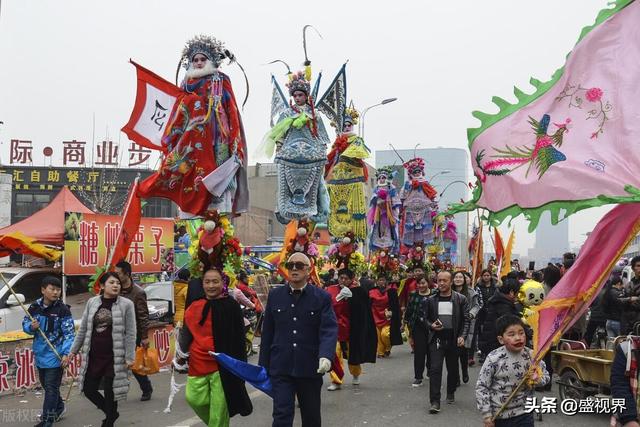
<box><xmin>471</xmin><ymin>210</ymin><xmax>483</xmax><ymax>283</ymax></box>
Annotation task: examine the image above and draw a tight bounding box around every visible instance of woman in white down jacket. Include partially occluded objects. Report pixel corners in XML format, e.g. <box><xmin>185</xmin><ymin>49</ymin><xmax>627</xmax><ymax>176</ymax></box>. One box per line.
<box><xmin>69</xmin><ymin>272</ymin><xmax>137</xmax><ymax>427</ymax></box>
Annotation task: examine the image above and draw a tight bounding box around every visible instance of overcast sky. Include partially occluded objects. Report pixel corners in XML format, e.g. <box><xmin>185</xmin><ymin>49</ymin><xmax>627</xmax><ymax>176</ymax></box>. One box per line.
<box><xmin>0</xmin><ymin>0</ymin><xmax>614</xmax><ymax>255</ymax></box>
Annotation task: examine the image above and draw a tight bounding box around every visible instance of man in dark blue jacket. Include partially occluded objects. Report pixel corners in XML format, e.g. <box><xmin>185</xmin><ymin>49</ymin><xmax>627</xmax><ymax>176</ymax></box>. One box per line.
<box><xmin>22</xmin><ymin>276</ymin><xmax>75</xmax><ymax>427</ymax></box>
<box><xmin>259</xmin><ymin>252</ymin><xmax>338</xmax><ymax>427</ymax></box>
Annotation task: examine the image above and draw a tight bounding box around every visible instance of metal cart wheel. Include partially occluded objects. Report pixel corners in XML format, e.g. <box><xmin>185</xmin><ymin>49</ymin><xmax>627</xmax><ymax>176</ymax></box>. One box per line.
<box><xmin>558</xmin><ymin>369</ymin><xmax>587</xmax><ymax>401</ymax></box>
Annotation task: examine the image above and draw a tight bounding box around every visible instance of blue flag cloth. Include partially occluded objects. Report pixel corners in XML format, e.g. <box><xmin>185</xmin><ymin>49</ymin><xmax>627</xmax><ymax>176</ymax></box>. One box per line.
<box><xmin>209</xmin><ymin>352</ymin><xmax>273</xmax><ymax>398</ymax></box>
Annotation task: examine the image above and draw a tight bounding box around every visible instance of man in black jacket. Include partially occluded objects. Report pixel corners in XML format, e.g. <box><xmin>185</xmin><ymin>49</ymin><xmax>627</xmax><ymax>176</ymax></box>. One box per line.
<box><xmin>478</xmin><ymin>278</ymin><xmax>520</xmax><ymax>357</ymax></box>
<box><xmin>424</xmin><ymin>271</ymin><xmax>470</xmax><ymax>414</ymax></box>
<box><xmin>115</xmin><ymin>260</ymin><xmax>153</xmax><ymax>401</ymax></box>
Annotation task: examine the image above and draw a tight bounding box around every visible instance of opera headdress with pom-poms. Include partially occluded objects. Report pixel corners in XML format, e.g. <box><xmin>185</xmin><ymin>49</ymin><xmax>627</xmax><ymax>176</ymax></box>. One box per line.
<box><xmin>403</xmin><ymin>157</ymin><xmax>425</xmax><ymax>176</ymax></box>
<box><xmin>376</xmin><ymin>166</ymin><xmax>395</xmax><ymax>180</ymax></box>
<box><xmin>180</xmin><ymin>35</ymin><xmax>235</xmax><ymax>69</ymax></box>
<box><xmin>286</xmin><ymin>70</ymin><xmax>311</xmax><ymax>96</ymax></box>
<box><xmin>343</xmin><ymin>106</ymin><xmax>360</xmax><ymax>126</ymax></box>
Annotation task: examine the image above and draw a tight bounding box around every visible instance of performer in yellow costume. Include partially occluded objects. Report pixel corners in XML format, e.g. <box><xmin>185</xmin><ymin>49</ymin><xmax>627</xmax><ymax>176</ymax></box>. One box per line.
<box><xmin>324</xmin><ymin>106</ymin><xmax>371</xmax><ymax>240</ymax></box>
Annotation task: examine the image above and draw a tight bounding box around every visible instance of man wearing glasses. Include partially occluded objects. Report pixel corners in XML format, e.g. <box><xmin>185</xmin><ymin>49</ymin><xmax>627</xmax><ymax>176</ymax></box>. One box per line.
<box><xmin>259</xmin><ymin>252</ymin><xmax>338</xmax><ymax>427</ymax></box>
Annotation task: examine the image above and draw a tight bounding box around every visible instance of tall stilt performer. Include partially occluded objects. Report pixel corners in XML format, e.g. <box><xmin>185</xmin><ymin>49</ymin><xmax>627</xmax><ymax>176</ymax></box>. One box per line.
<box><xmin>437</xmin><ymin>216</ymin><xmax>458</xmax><ymax>265</ymax></box>
<box><xmin>398</xmin><ymin>156</ymin><xmax>438</xmax><ymax>248</ymax></box>
<box><xmin>135</xmin><ymin>35</ymin><xmax>249</xmax><ymax>216</ymax></box>
<box><xmin>367</xmin><ymin>166</ymin><xmax>401</xmax><ymax>254</ymax></box>
<box><xmin>325</xmin><ymin>104</ymin><xmax>371</xmax><ymax>240</ymax></box>
<box><xmin>263</xmin><ymin>27</ymin><xmax>350</xmax><ymax>227</ymax></box>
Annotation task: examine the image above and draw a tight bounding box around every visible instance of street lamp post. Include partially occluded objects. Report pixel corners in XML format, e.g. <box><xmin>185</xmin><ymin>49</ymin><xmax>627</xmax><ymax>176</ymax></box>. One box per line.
<box><xmin>359</xmin><ymin>98</ymin><xmax>397</xmax><ymax>139</ymax></box>
<box><xmin>428</xmin><ymin>170</ymin><xmax>450</xmax><ymax>182</ymax></box>
<box><xmin>439</xmin><ymin>180</ymin><xmax>468</xmax><ymax>198</ymax></box>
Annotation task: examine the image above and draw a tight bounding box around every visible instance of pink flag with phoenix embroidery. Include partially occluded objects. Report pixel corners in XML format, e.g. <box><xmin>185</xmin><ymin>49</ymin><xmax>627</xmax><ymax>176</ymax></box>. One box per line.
<box><xmin>448</xmin><ymin>2</ymin><xmax>640</xmax><ymax>418</ymax></box>
<box><xmin>449</xmin><ymin>0</ymin><xmax>640</xmax><ymax>230</ymax></box>
<box><xmin>529</xmin><ymin>203</ymin><xmax>640</xmax><ymax>362</ymax></box>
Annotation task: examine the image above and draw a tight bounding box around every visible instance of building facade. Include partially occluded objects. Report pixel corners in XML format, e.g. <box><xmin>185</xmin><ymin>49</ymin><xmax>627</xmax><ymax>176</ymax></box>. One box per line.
<box><xmin>1</xmin><ymin>162</ymin><xmax>385</xmax><ymax>249</ymax></box>
<box><xmin>527</xmin><ymin>211</ymin><xmax>570</xmax><ymax>265</ymax></box>
<box><xmin>0</xmin><ymin>166</ymin><xmax>176</xmax><ymax>224</ymax></box>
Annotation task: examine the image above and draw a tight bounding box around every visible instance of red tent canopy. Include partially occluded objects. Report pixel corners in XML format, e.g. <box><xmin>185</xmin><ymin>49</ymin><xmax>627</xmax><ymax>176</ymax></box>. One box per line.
<box><xmin>0</xmin><ymin>186</ymin><xmax>94</xmax><ymax>246</ymax></box>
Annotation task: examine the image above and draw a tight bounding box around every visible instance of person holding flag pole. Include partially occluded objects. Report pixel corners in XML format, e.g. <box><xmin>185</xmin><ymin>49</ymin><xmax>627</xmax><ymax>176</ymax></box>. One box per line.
<box><xmin>476</xmin><ymin>315</ymin><xmax>549</xmax><ymax>427</ymax></box>
<box><xmin>15</xmin><ymin>274</ymin><xmax>75</xmax><ymax>427</ymax></box>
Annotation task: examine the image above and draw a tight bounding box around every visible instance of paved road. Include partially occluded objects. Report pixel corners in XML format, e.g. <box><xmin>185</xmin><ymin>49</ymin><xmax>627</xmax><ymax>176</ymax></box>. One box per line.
<box><xmin>0</xmin><ymin>342</ymin><xmax>613</xmax><ymax>426</ymax></box>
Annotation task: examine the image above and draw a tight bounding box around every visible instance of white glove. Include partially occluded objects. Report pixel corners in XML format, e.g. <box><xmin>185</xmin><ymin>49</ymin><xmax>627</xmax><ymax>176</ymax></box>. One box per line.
<box><xmin>336</xmin><ymin>286</ymin><xmax>353</xmax><ymax>302</ymax></box>
<box><xmin>317</xmin><ymin>357</ymin><xmax>332</xmax><ymax>374</ymax></box>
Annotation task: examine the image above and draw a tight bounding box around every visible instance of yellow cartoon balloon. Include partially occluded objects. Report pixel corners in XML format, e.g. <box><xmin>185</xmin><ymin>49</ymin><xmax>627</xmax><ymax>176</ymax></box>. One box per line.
<box><xmin>517</xmin><ymin>279</ymin><xmax>546</xmax><ymax>326</ymax></box>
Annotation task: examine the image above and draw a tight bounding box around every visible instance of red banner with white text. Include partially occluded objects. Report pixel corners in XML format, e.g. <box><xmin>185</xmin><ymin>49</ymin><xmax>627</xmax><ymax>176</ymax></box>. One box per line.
<box><xmin>63</xmin><ymin>212</ymin><xmax>173</xmax><ymax>275</ymax></box>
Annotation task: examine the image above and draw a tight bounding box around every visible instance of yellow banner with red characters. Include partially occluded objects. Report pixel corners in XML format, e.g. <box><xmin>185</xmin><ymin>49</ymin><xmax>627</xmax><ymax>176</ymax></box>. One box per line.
<box><xmin>63</xmin><ymin>212</ymin><xmax>173</xmax><ymax>275</ymax></box>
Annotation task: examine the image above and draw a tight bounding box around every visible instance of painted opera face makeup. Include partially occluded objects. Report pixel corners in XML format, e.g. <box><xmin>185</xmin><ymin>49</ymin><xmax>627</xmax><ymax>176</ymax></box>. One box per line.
<box><xmin>192</xmin><ymin>53</ymin><xmax>209</xmax><ymax>69</ymax></box>
<box><xmin>410</xmin><ymin>167</ymin><xmax>424</xmax><ymax>180</ymax></box>
<box><xmin>292</xmin><ymin>90</ymin><xmax>308</xmax><ymax>106</ymax></box>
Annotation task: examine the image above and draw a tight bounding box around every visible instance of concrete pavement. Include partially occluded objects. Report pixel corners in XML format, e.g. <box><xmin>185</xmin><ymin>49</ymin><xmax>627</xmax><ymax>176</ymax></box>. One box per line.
<box><xmin>0</xmin><ymin>343</ymin><xmax>613</xmax><ymax>426</ymax></box>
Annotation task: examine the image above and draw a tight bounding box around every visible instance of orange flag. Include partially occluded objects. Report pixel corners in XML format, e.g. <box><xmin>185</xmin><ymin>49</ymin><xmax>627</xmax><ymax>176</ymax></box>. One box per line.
<box><xmin>500</xmin><ymin>230</ymin><xmax>515</xmax><ymax>276</ymax></box>
<box><xmin>91</xmin><ymin>178</ymin><xmax>142</xmax><ymax>294</ymax></box>
<box><xmin>493</xmin><ymin>228</ymin><xmax>504</xmax><ymax>272</ymax></box>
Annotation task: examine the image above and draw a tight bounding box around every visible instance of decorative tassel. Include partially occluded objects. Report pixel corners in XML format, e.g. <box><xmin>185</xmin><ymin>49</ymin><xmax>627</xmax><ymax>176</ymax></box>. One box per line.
<box><xmin>387</xmin><ymin>203</ymin><xmax>396</xmax><ymax>226</ymax></box>
<box><xmin>304</xmin><ymin>64</ymin><xmax>312</xmax><ymax>82</ymax></box>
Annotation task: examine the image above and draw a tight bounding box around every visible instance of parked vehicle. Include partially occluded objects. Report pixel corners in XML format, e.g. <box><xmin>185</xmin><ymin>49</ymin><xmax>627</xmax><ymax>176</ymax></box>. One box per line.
<box><xmin>551</xmin><ymin>338</ymin><xmax>624</xmax><ymax>401</ymax></box>
<box><xmin>0</xmin><ymin>267</ymin><xmax>90</xmax><ymax>332</ymax></box>
<box><xmin>143</xmin><ymin>281</ymin><xmax>174</xmax><ymax>324</ymax></box>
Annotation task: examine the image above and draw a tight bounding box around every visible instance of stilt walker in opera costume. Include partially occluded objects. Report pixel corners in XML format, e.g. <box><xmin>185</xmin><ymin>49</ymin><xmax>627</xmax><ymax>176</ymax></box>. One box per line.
<box><xmin>437</xmin><ymin>216</ymin><xmax>458</xmax><ymax>265</ymax></box>
<box><xmin>263</xmin><ymin>27</ymin><xmax>350</xmax><ymax>226</ymax></box>
<box><xmin>325</xmin><ymin>105</ymin><xmax>371</xmax><ymax>240</ymax></box>
<box><xmin>399</xmin><ymin>156</ymin><xmax>438</xmax><ymax>248</ymax></box>
<box><xmin>367</xmin><ymin>166</ymin><xmax>401</xmax><ymax>253</ymax></box>
<box><xmin>138</xmin><ymin>35</ymin><xmax>249</xmax><ymax>216</ymax></box>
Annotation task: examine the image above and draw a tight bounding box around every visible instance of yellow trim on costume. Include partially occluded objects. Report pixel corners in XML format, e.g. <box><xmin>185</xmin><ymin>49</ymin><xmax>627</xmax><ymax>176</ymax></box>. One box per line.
<box><xmin>341</xmin><ymin>136</ymin><xmax>370</xmax><ymax>160</ymax></box>
<box><xmin>397</xmin><ymin>278</ymin><xmax>407</xmax><ymax>297</ymax></box>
